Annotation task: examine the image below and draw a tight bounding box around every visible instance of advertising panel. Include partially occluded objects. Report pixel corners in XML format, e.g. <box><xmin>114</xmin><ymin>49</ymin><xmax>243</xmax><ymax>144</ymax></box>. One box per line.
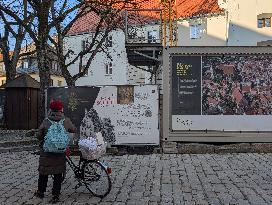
<box><xmin>171</xmin><ymin>55</ymin><xmax>272</xmax><ymax>131</ymax></box>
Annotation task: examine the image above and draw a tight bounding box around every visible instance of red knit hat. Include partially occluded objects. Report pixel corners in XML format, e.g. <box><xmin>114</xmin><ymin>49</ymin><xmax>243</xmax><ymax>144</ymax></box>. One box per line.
<box><xmin>50</xmin><ymin>100</ymin><xmax>64</xmax><ymax>111</ymax></box>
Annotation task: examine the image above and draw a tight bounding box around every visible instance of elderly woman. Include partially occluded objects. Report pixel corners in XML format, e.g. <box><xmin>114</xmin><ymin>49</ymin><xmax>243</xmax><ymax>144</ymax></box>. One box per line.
<box><xmin>34</xmin><ymin>100</ymin><xmax>76</xmax><ymax>203</ymax></box>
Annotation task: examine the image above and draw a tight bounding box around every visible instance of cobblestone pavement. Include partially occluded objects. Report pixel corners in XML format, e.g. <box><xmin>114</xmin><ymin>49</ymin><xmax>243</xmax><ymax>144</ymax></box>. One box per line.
<box><xmin>0</xmin><ymin>130</ymin><xmax>29</xmax><ymax>142</ymax></box>
<box><xmin>1</xmin><ymin>152</ymin><xmax>272</xmax><ymax>205</ymax></box>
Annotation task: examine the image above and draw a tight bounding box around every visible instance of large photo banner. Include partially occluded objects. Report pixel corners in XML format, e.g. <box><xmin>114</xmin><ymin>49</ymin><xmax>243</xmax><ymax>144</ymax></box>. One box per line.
<box><xmin>171</xmin><ymin>55</ymin><xmax>272</xmax><ymax>131</ymax></box>
<box><xmin>47</xmin><ymin>85</ymin><xmax>159</xmax><ymax>145</ymax></box>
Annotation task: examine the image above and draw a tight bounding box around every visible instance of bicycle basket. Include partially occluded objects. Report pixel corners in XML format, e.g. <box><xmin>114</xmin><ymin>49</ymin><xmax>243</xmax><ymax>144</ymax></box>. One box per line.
<box><xmin>79</xmin><ymin>144</ymin><xmax>106</xmax><ymax>160</ymax></box>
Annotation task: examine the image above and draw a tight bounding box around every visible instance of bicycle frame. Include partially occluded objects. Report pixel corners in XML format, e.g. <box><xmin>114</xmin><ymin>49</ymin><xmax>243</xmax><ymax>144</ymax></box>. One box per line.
<box><xmin>64</xmin><ymin>152</ymin><xmax>112</xmax><ymax>197</ymax></box>
<box><xmin>66</xmin><ymin>155</ymin><xmax>85</xmax><ymax>180</ymax></box>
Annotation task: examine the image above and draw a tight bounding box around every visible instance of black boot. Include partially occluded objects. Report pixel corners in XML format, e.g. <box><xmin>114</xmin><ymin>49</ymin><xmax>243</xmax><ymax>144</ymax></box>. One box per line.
<box><xmin>34</xmin><ymin>191</ymin><xmax>44</xmax><ymax>199</ymax></box>
<box><xmin>49</xmin><ymin>195</ymin><xmax>60</xmax><ymax>204</ymax></box>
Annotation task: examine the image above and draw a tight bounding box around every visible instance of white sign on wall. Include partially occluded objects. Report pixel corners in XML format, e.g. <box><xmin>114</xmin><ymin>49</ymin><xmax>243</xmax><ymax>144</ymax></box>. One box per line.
<box><xmin>87</xmin><ymin>85</ymin><xmax>160</xmax><ymax>145</ymax></box>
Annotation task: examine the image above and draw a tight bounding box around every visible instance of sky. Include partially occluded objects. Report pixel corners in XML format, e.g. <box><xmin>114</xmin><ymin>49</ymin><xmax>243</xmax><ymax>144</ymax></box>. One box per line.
<box><xmin>0</xmin><ymin>0</ymin><xmax>80</xmax><ymax>51</ymax></box>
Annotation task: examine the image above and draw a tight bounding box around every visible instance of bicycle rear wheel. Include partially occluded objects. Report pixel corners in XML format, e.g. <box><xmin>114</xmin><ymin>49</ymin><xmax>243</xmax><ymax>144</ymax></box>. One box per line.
<box><xmin>82</xmin><ymin>160</ymin><xmax>112</xmax><ymax>198</ymax></box>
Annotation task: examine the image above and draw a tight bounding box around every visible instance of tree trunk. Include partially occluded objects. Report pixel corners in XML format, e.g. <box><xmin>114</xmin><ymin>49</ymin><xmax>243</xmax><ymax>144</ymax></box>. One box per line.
<box><xmin>37</xmin><ymin>46</ymin><xmax>50</xmax><ymax>124</ymax></box>
<box><xmin>66</xmin><ymin>78</ymin><xmax>76</xmax><ymax>87</ymax></box>
<box><xmin>5</xmin><ymin>62</ymin><xmax>17</xmax><ymax>82</ymax></box>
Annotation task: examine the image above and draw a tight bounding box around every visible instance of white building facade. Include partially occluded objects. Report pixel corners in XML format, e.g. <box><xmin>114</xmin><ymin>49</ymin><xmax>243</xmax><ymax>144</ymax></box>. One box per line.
<box><xmin>64</xmin><ymin>28</ymin><xmax>155</xmax><ymax>86</ymax></box>
<box><xmin>178</xmin><ymin>0</ymin><xmax>272</xmax><ymax>46</ymax></box>
<box><xmin>64</xmin><ymin>0</ymin><xmax>272</xmax><ymax>87</ymax></box>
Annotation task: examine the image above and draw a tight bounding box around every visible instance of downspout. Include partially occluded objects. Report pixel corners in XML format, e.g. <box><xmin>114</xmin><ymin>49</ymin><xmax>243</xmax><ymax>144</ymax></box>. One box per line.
<box><xmin>226</xmin><ymin>10</ymin><xmax>229</xmax><ymax>46</ymax></box>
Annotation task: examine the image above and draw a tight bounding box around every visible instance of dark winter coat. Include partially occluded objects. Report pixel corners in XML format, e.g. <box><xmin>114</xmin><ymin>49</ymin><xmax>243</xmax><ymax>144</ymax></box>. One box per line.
<box><xmin>36</xmin><ymin>110</ymin><xmax>76</xmax><ymax>175</ymax></box>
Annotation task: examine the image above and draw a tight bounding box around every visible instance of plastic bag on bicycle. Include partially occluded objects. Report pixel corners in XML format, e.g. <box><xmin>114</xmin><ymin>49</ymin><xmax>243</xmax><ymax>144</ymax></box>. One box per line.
<box><xmin>78</xmin><ymin>133</ymin><xmax>107</xmax><ymax>160</ymax></box>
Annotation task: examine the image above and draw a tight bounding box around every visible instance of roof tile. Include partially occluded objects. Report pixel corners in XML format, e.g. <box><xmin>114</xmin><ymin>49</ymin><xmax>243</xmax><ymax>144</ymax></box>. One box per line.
<box><xmin>68</xmin><ymin>0</ymin><xmax>223</xmax><ymax>35</ymax></box>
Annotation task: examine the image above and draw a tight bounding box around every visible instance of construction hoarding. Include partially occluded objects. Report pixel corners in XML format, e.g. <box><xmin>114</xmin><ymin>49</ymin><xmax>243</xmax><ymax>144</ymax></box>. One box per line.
<box><xmin>163</xmin><ymin>47</ymin><xmax>272</xmax><ymax>142</ymax></box>
<box><xmin>46</xmin><ymin>85</ymin><xmax>159</xmax><ymax>145</ymax></box>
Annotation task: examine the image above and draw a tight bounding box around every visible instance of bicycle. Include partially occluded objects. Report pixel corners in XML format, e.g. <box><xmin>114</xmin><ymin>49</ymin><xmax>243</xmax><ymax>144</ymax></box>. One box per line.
<box><xmin>64</xmin><ymin>148</ymin><xmax>112</xmax><ymax>198</ymax></box>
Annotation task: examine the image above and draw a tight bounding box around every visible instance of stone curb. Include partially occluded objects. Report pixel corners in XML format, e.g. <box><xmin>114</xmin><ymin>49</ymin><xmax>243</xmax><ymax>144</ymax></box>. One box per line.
<box><xmin>0</xmin><ymin>139</ymin><xmax>38</xmax><ymax>148</ymax></box>
<box><xmin>0</xmin><ymin>145</ymin><xmax>39</xmax><ymax>153</ymax></box>
<box><xmin>177</xmin><ymin>143</ymin><xmax>272</xmax><ymax>154</ymax></box>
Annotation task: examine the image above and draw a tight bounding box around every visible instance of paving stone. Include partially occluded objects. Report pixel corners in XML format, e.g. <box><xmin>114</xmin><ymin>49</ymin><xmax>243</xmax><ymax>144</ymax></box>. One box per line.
<box><xmin>1</xmin><ymin>152</ymin><xmax>272</xmax><ymax>204</ymax></box>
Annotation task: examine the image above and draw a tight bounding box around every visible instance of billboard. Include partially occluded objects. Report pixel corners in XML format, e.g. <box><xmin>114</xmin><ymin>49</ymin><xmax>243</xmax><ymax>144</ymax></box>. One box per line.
<box><xmin>171</xmin><ymin>55</ymin><xmax>272</xmax><ymax>131</ymax></box>
<box><xmin>47</xmin><ymin>85</ymin><xmax>159</xmax><ymax>145</ymax></box>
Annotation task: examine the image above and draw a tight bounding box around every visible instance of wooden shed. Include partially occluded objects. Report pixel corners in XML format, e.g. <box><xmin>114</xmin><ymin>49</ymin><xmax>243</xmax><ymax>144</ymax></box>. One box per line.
<box><xmin>5</xmin><ymin>74</ymin><xmax>40</xmax><ymax>130</ymax></box>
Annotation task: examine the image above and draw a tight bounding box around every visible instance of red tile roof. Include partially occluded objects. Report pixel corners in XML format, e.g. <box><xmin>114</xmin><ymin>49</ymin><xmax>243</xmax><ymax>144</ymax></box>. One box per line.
<box><xmin>68</xmin><ymin>0</ymin><xmax>223</xmax><ymax>35</ymax></box>
<box><xmin>176</xmin><ymin>0</ymin><xmax>223</xmax><ymax>17</ymax></box>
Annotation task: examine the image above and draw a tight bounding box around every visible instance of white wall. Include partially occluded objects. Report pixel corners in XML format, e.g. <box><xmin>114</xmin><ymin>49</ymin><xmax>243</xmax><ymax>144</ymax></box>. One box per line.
<box><xmin>177</xmin><ymin>0</ymin><xmax>272</xmax><ymax>46</ymax></box>
<box><xmin>65</xmin><ymin>30</ymin><xmax>129</xmax><ymax>86</ymax></box>
<box><xmin>227</xmin><ymin>0</ymin><xmax>272</xmax><ymax>46</ymax></box>
<box><xmin>178</xmin><ymin>15</ymin><xmax>227</xmax><ymax>46</ymax></box>
<box><xmin>65</xmin><ymin>25</ymin><xmax>162</xmax><ymax>86</ymax></box>
<box><xmin>30</xmin><ymin>74</ymin><xmax>66</xmax><ymax>87</ymax></box>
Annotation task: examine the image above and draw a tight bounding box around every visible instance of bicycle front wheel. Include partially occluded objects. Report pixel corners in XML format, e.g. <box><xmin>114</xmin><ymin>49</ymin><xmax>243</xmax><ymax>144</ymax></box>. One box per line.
<box><xmin>82</xmin><ymin>160</ymin><xmax>112</xmax><ymax>198</ymax></box>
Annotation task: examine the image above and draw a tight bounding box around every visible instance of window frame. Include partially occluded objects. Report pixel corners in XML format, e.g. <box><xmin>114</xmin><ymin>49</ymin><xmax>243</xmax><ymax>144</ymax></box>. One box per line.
<box><xmin>106</xmin><ymin>36</ymin><xmax>113</xmax><ymax>47</ymax></box>
<box><xmin>0</xmin><ymin>63</ymin><xmax>4</xmax><ymax>72</ymax></box>
<box><xmin>105</xmin><ymin>62</ymin><xmax>113</xmax><ymax>75</ymax></box>
<box><xmin>147</xmin><ymin>30</ymin><xmax>158</xmax><ymax>43</ymax></box>
<box><xmin>81</xmin><ymin>40</ymin><xmax>86</xmax><ymax>51</ymax></box>
<box><xmin>265</xmin><ymin>18</ymin><xmax>271</xmax><ymax>27</ymax></box>
<box><xmin>190</xmin><ymin>24</ymin><xmax>202</xmax><ymax>39</ymax></box>
<box><xmin>258</xmin><ymin>17</ymin><xmax>271</xmax><ymax>28</ymax></box>
<box><xmin>57</xmin><ymin>80</ymin><xmax>62</xmax><ymax>86</ymax></box>
<box><xmin>23</xmin><ymin>60</ymin><xmax>29</xmax><ymax>69</ymax></box>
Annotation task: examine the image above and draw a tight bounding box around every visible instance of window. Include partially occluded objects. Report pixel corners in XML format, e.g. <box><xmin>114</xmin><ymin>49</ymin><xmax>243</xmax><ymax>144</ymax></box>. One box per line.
<box><xmin>190</xmin><ymin>24</ymin><xmax>201</xmax><ymax>39</ymax></box>
<box><xmin>128</xmin><ymin>28</ymin><xmax>137</xmax><ymax>39</ymax></box>
<box><xmin>53</xmin><ymin>62</ymin><xmax>58</xmax><ymax>71</ymax></box>
<box><xmin>106</xmin><ymin>36</ymin><xmax>112</xmax><ymax>47</ymax></box>
<box><xmin>258</xmin><ymin>18</ymin><xmax>271</xmax><ymax>28</ymax></box>
<box><xmin>265</xmin><ymin>18</ymin><xmax>271</xmax><ymax>27</ymax></box>
<box><xmin>81</xmin><ymin>40</ymin><xmax>86</xmax><ymax>51</ymax></box>
<box><xmin>1</xmin><ymin>80</ymin><xmax>6</xmax><ymax>85</ymax></box>
<box><xmin>105</xmin><ymin>62</ymin><xmax>112</xmax><ymax>75</ymax></box>
<box><xmin>50</xmin><ymin>79</ymin><xmax>53</xmax><ymax>86</ymax></box>
<box><xmin>23</xmin><ymin>61</ymin><xmax>29</xmax><ymax>69</ymax></box>
<box><xmin>0</xmin><ymin>64</ymin><xmax>4</xmax><ymax>72</ymax></box>
<box><xmin>57</xmin><ymin>80</ymin><xmax>62</xmax><ymax>86</ymax></box>
<box><xmin>148</xmin><ymin>30</ymin><xmax>158</xmax><ymax>43</ymax></box>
